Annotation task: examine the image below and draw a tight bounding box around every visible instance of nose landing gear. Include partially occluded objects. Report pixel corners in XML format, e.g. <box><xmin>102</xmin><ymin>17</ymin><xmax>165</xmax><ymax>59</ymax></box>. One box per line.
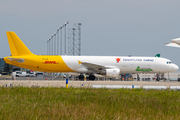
<box><xmin>156</xmin><ymin>73</ymin><xmax>166</xmax><ymax>81</ymax></box>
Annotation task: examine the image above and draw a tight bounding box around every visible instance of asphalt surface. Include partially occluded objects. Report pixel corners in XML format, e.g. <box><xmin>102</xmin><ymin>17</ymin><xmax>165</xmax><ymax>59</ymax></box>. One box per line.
<box><xmin>1</xmin><ymin>80</ymin><xmax>180</xmax><ymax>88</ymax></box>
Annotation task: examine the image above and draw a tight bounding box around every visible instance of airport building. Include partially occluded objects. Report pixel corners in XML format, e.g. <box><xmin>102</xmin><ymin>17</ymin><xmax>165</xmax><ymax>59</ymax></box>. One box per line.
<box><xmin>0</xmin><ymin>58</ymin><xmax>5</xmax><ymax>73</ymax></box>
<box><xmin>0</xmin><ymin>58</ymin><xmax>26</xmax><ymax>73</ymax></box>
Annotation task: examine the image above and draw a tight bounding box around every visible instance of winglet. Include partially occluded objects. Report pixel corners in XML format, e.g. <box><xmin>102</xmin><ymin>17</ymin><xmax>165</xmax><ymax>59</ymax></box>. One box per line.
<box><xmin>155</xmin><ymin>54</ymin><xmax>160</xmax><ymax>57</ymax></box>
<box><xmin>6</xmin><ymin>31</ymin><xmax>34</xmax><ymax>56</ymax></box>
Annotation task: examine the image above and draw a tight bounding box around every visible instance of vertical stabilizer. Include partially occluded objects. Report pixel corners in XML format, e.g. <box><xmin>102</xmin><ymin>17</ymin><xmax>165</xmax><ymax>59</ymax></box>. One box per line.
<box><xmin>6</xmin><ymin>32</ymin><xmax>34</xmax><ymax>56</ymax></box>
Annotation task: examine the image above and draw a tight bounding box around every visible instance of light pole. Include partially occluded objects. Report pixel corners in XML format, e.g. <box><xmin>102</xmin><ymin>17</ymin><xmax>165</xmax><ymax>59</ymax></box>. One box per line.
<box><xmin>64</xmin><ymin>21</ymin><xmax>69</xmax><ymax>55</ymax></box>
<box><xmin>48</xmin><ymin>39</ymin><xmax>50</xmax><ymax>55</ymax></box>
<box><xmin>46</xmin><ymin>21</ymin><xmax>69</xmax><ymax>55</ymax></box>
<box><xmin>48</xmin><ymin>39</ymin><xmax>51</xmax><ymax>55</ymax></box>
<box><xmin>51</xmin><ymin>35</ymin><xmax>53</xmax><ymax>55</ymax></box>
<box><xmin>54</xmin><ymin>33</ymin><xmax>56</xmax><ymax>55</ymax></box>
<box><xmin>60</xmin><ymin>25</ymin><xmax>63</xmax><ymax>55</ymax></box>
<box><xmin>47</xmin><ymin>40</ymin><xmax>49</xmax><ymax>55</ymax></box>
<box><xmin>57</xmin><ymin>28</ymin><xmax>59</xmax><ymax>55</ymax></box>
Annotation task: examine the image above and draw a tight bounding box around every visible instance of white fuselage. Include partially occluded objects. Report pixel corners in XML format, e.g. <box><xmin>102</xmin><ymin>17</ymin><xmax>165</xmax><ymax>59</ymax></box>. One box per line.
<box><xmin>62</xmin><ymin>56</ymin><xmax>178</xmax><ymax>74</ymax></box>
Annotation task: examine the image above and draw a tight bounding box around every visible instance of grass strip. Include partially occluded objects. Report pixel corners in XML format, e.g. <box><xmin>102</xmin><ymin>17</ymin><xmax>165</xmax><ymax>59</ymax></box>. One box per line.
<box><xmin>0</xmin><ymin>87</ymin><xmax>180</xmax><ymax>120</ymax></box>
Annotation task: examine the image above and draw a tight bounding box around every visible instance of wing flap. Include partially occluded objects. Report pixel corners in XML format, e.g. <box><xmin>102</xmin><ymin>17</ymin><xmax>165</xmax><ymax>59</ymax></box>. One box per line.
<box><xmin>81</xmin><ymin>62</ymin><xmax>104</xmax><ymax>71</ymax></box>
<box><xmin>80</xmin><ymin>61</ymin><xmax>116</xmax><ymax>72</ymax></box>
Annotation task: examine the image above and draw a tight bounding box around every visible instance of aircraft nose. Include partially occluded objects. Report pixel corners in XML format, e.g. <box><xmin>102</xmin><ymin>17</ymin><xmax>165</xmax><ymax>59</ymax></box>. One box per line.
<box><xmin>172</xmin><ymin>64</ymin><xmax>179</xmax><ymax>72</ymax></box>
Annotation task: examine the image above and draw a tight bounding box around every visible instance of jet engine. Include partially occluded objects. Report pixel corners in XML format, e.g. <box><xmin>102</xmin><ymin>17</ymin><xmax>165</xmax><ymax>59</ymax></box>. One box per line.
<box><xmin>99</xmin><ymin>69</ymin><xmax>120</xmax><ymax>77</ymax></box>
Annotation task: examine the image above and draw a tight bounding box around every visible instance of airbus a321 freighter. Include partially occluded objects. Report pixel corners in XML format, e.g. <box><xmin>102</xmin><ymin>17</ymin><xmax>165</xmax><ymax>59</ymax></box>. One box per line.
<box><xmin>4</xmin><ymin>32</ymin><xmax>179</xmax><ymax>80</ymax></box>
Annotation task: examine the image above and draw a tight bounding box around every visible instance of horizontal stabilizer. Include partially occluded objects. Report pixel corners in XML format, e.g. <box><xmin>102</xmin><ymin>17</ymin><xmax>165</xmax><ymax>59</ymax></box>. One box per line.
<box><xmin>7</xmin><ymin>57</ymin><xmax>25</xmax><ymax>63</ymax></box>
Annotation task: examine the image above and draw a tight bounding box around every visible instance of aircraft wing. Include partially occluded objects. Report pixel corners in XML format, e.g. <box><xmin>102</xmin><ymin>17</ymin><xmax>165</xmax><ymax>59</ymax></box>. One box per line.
<box><xmin>81</xmin><ymin>62</ymin><xmax>105</xmax><ymax>72</ymax></box>
<box><xmin>165</xmin><ymin>43</ymin><xmax>180</xmax><ymax>48</ymax></box>
<box><xmin>80</xmin><ymin>61</ymin><xmax>116</xmax><ymax>72</ymax></box>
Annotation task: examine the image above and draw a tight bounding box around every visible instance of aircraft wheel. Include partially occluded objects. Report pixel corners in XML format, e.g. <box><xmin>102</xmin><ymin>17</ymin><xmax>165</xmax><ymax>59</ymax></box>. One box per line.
<box><xmin>137</xmin><ymin>77</ymin><xmax>140</xmax><ymax>81</ymax></box>
<box><xmin>156</xmin><ymin>77</ymin><xmax>160</xmax><ymax>81</ymax></box>
<box><xmin>92</xmin><ymin>76</ymin><xmax>95</xmax><ymax>80</ymax></box>
<box><xmin>78</xmin><ymin>75</ymin><xmax>84</xmax><ymax>80</ymax></box>
<box><xmin>178</xmin><ymin>78</ymin><xmax>180</xmax><ymax>82</ymax></box>
<box><xmin>89</xmin><ymin>75</ymin><xmax>95</xmax><ymax>81</ymax></box>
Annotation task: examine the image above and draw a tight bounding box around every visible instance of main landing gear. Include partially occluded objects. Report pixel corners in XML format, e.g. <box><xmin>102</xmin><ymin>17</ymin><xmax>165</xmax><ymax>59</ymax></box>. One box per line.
<box><xmin>89</xmin><ymin>74</ymin><xmax>95</xmax><ymax>81</ymax></box>
<box><xmin>78</xmin><ymin>74</ymin><xmax>96</xmax><ymax>81</ymax></box>
<box><xmin>78</xmin><ymin>74</ymin><xmax>84</xmax><ymax>80</ymax></box>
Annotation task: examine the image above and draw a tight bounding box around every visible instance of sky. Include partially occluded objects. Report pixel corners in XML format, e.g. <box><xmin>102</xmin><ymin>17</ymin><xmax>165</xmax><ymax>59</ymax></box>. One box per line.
<box><xmin>1</xmin><ymin>0</ymin><xmax>180</xmax><ymax>69</ymax></box>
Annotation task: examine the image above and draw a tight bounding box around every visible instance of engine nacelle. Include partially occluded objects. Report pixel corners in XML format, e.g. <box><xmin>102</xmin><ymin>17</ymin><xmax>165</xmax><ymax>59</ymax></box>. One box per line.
<box><xmin>106</xmin><ymin>69</ymin><xmax>120</xmax><ymax>77</ymax></box>
<box><xmin>99</xmin><ymin>69</ymin><xmax>120</xmax><ymax>77</ymax></box>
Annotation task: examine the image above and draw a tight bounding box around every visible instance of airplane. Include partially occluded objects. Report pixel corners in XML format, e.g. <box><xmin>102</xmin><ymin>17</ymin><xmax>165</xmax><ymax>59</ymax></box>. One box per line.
<box><xmin>4</xmin><ymin>32</ymin><xmax>179</xmax><ymax>81</ymax></box>
<box><xmin>166</xmin><ymin>38</ymin><xmax>180</xmax><ymax>48</ymax></box>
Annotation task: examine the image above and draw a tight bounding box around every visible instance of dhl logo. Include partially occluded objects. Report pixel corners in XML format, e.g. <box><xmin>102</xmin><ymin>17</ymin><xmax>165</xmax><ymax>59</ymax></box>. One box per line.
<box><xmin>43</xmin><ymin>61</ymin><xmax>59</xmax><ymax>64</ymax></box>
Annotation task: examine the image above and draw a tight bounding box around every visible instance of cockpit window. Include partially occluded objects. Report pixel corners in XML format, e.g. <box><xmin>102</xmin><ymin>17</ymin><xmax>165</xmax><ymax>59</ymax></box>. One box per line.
<box><xmin>167</xmin><ymin>61</ymin><xmax>172</xmax><ymax>64</ymax></box>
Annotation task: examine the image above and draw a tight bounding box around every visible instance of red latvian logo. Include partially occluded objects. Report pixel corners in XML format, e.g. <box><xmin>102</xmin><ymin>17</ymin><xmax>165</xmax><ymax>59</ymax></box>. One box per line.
<box><xmin>115</xmin><ymin>58</ymin><xmax>121</xmax><ymax>63</ymax></box>
<box><xmin>44</xmin><ymin>61</ymin><xmax>58</xmax><ymax>64</ymax></box>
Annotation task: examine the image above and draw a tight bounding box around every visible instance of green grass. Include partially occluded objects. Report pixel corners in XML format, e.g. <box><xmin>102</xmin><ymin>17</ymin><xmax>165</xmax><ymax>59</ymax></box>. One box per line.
<box><xmin>0</xmin><ymin>87</ymin><xmax>180</xmax><ymax>120</ymax></box>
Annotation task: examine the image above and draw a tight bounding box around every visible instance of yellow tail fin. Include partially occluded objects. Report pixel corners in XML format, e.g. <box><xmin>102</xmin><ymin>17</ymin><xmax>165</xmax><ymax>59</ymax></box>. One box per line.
<box><xmin>6</xmin><ymin>32</ymin><xmax>34</xmax><ymax>56</ymax></box>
